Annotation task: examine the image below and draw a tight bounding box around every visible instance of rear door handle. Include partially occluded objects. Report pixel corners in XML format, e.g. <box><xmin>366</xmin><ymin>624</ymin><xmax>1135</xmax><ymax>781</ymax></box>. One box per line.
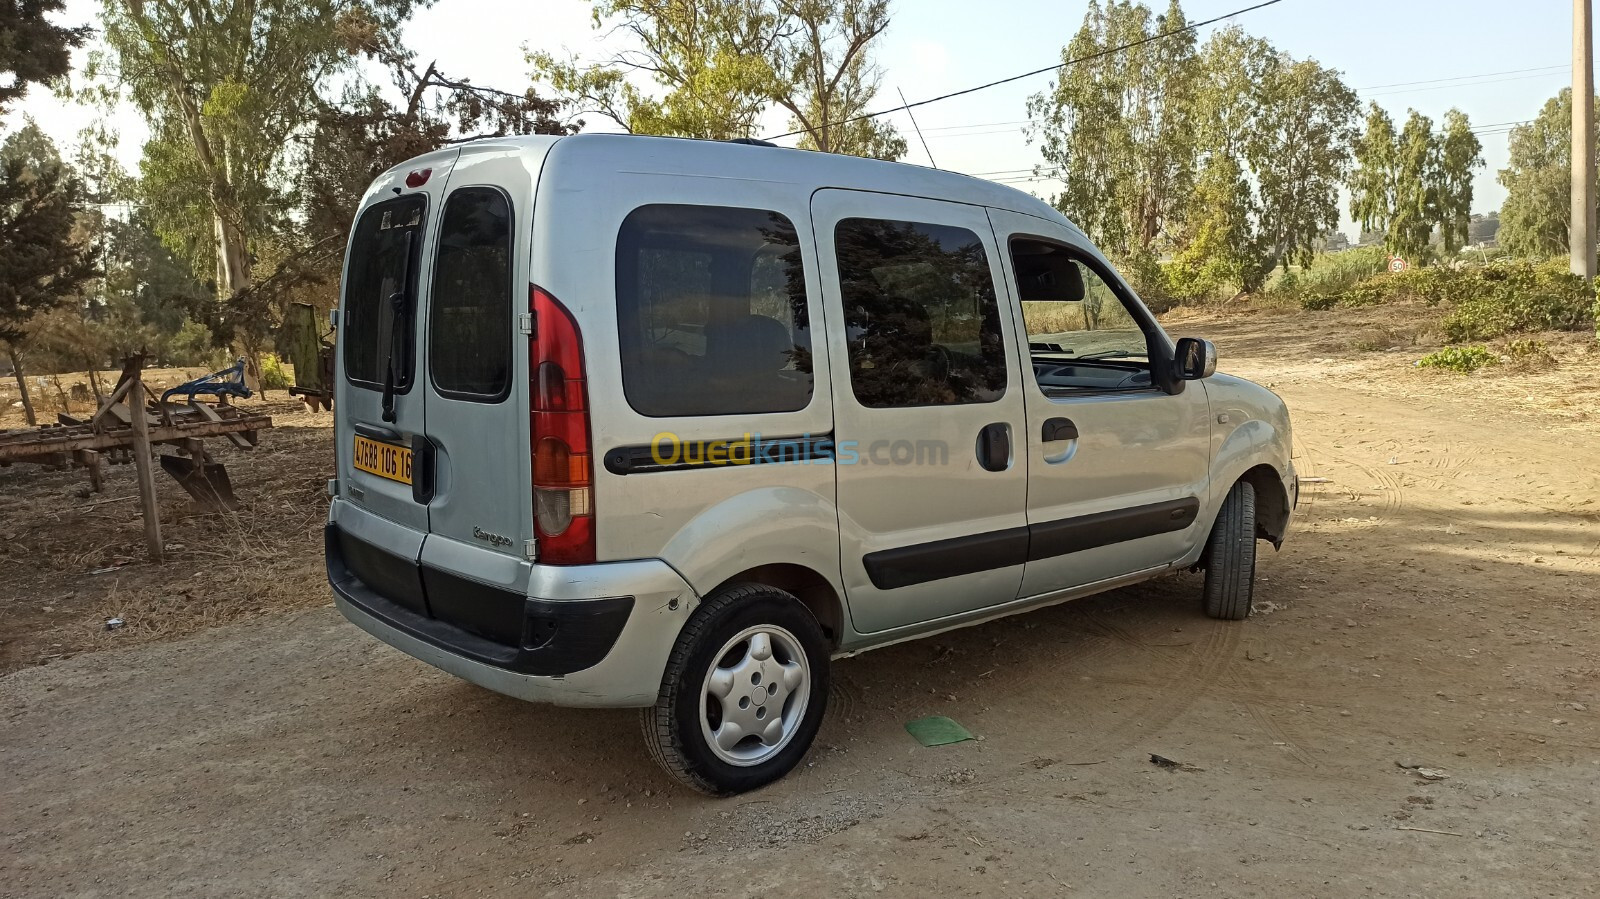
<box><xmin>354</xmin><ymin>422</ymin><xmax>404</xmax><ymax>443</ymax></box>
<box><xmin>976</xmin><ymin>422</ymin><xmax>1012</xmax><ymax>472</ymax></box>
<box><xmin>1042</xmin><ymin>417</ymin><xmax>1079</xmax><ymax>442</ymax></box>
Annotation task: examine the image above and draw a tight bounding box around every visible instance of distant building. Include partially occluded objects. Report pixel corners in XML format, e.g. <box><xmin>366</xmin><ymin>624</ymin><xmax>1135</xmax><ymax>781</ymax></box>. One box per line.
<box><xmin>1468</xmin><ymin>212</ymin><xmax>1500</xmax><ymax>247</ymax></box>
<box><xmin>1318</xmin><ymin>230</ymin><xmax>1352</xmax><ymax>253</ymax></box>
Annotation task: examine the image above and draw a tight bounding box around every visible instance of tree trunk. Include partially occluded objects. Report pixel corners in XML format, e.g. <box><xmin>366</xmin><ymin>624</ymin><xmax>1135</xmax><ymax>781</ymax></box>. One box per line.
<box><xmin>214</xmin><ymin>213</ymin><xmax>252</xmax><ymax>300</ymax></box>
<box><xmin>8</xmin><ymin>348</ymin><xmax>37</xmax><ymax>426</ymax></box>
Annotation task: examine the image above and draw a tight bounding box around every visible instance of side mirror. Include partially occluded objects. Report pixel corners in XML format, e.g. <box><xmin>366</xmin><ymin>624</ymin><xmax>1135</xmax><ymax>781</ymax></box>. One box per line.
<box><xmin>1175</xmin><ymin>337</ymin><xmax>1217</xmax><ymax>380</ymax></box>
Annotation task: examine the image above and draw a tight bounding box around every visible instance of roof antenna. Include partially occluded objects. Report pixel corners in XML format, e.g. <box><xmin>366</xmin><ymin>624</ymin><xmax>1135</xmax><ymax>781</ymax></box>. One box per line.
<box><xmin>898</xmin><ymin>87</ymin><xmax>938</xmax><ymax>169</ymax></box>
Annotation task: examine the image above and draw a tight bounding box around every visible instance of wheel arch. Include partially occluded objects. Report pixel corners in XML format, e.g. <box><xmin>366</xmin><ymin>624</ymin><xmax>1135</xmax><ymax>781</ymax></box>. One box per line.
<box><xmin>708</xmin><ymin>564</ymin><xmax>846</xmax><ymax>651</ymax></box>
<box><xmin>1238</xmin><ymin>464</ymin><xmax>1290</xmax><ymax>547</ymax></box>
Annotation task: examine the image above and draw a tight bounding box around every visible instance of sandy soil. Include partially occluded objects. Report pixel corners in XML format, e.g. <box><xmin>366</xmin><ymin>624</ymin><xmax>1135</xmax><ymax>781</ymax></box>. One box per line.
<box><xmin>3</xmin><ymin>308</ymin><xmax>1598</xmax><ymax>897</ymax></box>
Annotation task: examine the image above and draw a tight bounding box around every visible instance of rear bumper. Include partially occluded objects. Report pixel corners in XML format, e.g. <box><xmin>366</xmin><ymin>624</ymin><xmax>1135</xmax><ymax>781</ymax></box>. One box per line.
<box><xmin>326</xmin><ymin>524</ymin><xmax>697</xmax><ymax>707</ymax></box>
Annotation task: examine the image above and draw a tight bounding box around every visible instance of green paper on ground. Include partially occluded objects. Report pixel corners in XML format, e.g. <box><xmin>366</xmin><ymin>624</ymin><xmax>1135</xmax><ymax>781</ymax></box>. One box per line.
<box><xmin>905</xmin><ymin>715</ymin><xmax>975</xmax><ymax>747</ymax></box>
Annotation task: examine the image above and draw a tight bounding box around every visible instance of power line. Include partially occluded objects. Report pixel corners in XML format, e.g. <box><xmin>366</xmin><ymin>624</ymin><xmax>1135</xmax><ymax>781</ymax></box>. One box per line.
<box><xmin>763</xmin><ymin>0</ymin><xmax>1290</xmax><ymax>142</ymax></box>
<box><xmin>1364</xmin><ymin>70</ymin><xmax>1572</xmax><ymax>98</ymax></box>
<box><xmin>1354</xmin><ymin>64</ymin><xmax>1568</xmax><ymax>93</ymax></box>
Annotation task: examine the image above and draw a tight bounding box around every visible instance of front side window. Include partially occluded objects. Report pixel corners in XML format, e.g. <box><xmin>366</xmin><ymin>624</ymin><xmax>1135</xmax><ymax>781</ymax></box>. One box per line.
<box><xmin>1012</xmin><ymin>237</ymin><xmax>1157</xmax><ymax>394</ymax></box>
<box><xmin>616</xmin><ymin>204</ymin><xmax>813</xmax><ymax>417</ymax></box>
<box><xmin>429</xmin><ymin>188</ymin><xmax>513</xmax><ymax>400</ymax></box>
<box><xmin>343</xmin><ymin>196</ymin><xmax>426</xmax><ymax>389</ymax></box>
<box><xmin>835</xmin><ymin>218</ymin><xmax>1007</xmax><ymax>408</ymax></box>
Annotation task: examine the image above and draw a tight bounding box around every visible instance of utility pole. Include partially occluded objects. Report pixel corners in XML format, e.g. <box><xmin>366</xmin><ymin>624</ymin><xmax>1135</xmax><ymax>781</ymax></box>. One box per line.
<box><xmin>1571</xmin><ymin>0</ymin><xmax>1596</xmax><ymax>280</ymax></box>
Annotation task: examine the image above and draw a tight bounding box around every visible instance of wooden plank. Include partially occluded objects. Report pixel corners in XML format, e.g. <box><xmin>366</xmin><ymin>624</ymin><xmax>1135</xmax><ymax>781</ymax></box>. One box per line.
<box><xmin>128</xmin><ymin>378</ymin><xmax>163</xmax><ymax>563</ymax></box>
<box><xmin>75</xmin><ymin>449</ymin><xmax>104</xmax><ymax>493</ymax></box>
<box><xmin>88</xmin><ymin>377</ymin><xmax>135</xmax><ymax>429</ymax></box>
<box><xmin>0</xmin><ymin>415</ymin><xmax>273</xmax><ymax>461</ymax></box>
<box><xmin>190</xmin><ymin>400</ymin><xmax>251</xmax><ymax>449</ymax></box>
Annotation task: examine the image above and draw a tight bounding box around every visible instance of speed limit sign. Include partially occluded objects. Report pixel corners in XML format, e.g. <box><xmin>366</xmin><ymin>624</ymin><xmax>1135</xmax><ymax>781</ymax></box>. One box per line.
<box><xmin>1388</xmin><ymin>255</ymin><xmax>1408</xmax><ymax>273</ymax></box>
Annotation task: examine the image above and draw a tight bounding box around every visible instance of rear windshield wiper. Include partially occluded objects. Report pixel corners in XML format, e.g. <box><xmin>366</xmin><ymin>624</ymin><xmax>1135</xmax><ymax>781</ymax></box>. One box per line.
<box><xmin>380</xmin><ymin>230</ymin><xmax>415</xmax><ymax>423</ymax></box>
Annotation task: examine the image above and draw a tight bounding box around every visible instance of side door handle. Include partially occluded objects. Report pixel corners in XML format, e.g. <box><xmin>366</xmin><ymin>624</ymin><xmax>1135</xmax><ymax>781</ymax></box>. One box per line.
<box><xmin>1042</xmin><ymin>417</ymin><xmax>1079</xmax><ymax>442</ymax></box>
<box><xmin>976</xmin><ymin>422</ymin><xmax>1012</xmax><ymax>472</ymax></box>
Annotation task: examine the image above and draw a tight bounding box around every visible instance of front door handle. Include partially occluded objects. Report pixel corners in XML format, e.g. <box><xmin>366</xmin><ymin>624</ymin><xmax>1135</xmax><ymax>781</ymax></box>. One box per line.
<box><xmin>976</xmin><ymin>422</ymin><xmax>1012</xmax><ymax>472</ymax></box>
<box><xmin>1042</xmin><ymin>417</ymin><xmax>1079</xmax><ymax>442</ymax></box>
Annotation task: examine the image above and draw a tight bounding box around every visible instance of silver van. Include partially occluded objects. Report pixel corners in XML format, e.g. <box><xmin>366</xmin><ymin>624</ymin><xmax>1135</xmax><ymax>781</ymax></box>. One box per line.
<box><xmin>326</xmin><ymin>134</ymin><xmax>1297</xmax><ymax>795</ymax></box>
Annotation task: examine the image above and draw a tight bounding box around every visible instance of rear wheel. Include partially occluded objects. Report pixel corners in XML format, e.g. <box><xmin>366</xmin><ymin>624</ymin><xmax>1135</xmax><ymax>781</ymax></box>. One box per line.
<box><xmin>1202</xmin><ymin>480</ymin><xmax>1258</xmax><ymax>621</ymax></box>
<box><xmin>641</xmin><ymin>584</ymin><xmax>830</xmax><ymax>795</ymax></box>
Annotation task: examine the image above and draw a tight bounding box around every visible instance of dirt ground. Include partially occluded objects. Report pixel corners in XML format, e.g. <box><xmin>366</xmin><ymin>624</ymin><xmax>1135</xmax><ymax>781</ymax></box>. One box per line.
<box><xmin>3</xmin><ymin>303</ymin><xmax>1598</xmax><ymax>897</ymax></box>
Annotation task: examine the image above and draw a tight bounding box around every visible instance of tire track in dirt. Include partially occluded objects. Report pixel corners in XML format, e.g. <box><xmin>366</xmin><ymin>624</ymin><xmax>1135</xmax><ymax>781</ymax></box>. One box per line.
<box><xmin>1066</xmin><ymin>608</ymin><xmax>1243</xmax><ymax>760</ymax></box>
<box><xmin>1082</xmin><ymin>610</ymin><xmax>1331</xmax><ymax>772</ymax></box>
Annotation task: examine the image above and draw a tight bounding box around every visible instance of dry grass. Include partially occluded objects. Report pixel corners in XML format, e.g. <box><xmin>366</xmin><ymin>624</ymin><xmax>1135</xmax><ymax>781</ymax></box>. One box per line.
<box><xmin>0</xmin><ymin>395</ymin><xmax>332</xmax><ymax>671</ymax></box>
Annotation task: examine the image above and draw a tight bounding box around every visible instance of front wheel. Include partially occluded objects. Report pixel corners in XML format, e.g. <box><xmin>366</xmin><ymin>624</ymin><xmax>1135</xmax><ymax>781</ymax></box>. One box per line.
<box><xmin>1202</xmin><ymin>480</ymin><xmax>1258</xmax><ymax>621</ymax></box>
<box><xmin>641</xmin><ymin>584</ymin><xmax>830</xmax><ymax>795</ymax></box>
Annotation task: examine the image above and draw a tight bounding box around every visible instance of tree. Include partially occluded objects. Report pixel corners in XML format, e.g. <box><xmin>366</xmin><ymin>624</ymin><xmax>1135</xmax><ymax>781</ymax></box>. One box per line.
<box><xmin>1168</xmin><ymin>151</ymin><xmax>1255</xmax><ymax>296</ymax></box>
<box><xmin>1388</xmin><ymin>110</ymin><xmax>1439</xmax><ymax>259</ymax></box>
<box><xmin>0</xmin><ymin>0</ymin><xmax>90</xmax><ymax>114</ymax></box>
<box><xmin>771</xmin><ymin>0</ymin><xmax>904</xmax><ymax>159</ymax></box>
<box><xmin>532</xmin><ymin>0</ymin><xmax>905</xmax><ymax>158</ymax></box>
<box><xmin>1349</xmin><ymin>105</ymin><xmax>1483</xmax><ymax>261</ymax></box>
<box><xmin>283</xmin><ymin>22</ymin><xmax>568</xmax><ymax>319</ymax></box>
<box><xmin>1246</xmin><ymin>57</ymin><xmax>1358</xmax><ymax>278</ymax></box>
<box><xmin>88</xmin><ymin>0</ymin><xmax>425</xmax><ymax>346</ymax></box>
<box><xmin>531</xmin><ymin>0</ymin><xmax>788</xmax><ymax>140</ymax></box>
<box><xmin>0</xmin><ymin>123</ymin><xmax>96</xmax><ymax>424</ymax></box>
<box><xmin>1436</xmin><ymin>108</ymin><xmax>1483</xmax><ymax>254</ymax></box>
<box><xmin>1027</xmin><ymin>0</ymin><xmax>1200</xmax><ymax>262</ymax></box>
<box><xmin>1348</xmin><ymin>103</ymin><xmax>1399</xmax><ymax>241</ymax></box>
<box><xmin>1499</xmin><ymin>89</ymin><xmax>1597</xmax><ymax>258</ymax></box>
<box><xmin>306</xmin><ymin>17</ymin><xmax>567</xmax><ymax>247</ymax></box>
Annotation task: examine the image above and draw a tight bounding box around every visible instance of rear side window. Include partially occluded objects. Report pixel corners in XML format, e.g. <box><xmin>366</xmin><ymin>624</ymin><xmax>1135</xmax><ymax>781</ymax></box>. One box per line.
<box><xmin>428</xmin><ymin>188</ymin><xmax>513</xmax><ymax>400</ymax></box>
<box><xmin>344</xmin><ymin>196</ymin><xmax>426</xmax><ymax>389</ymax></box>
<box><xmin>616</xmin><ymin>204</ymin><xmax>813</xmax><ymax>417</ymax></box>
<box><xmin>835</xmin><ymin>218</ymin><xmax>1007</xmax><ymax>408</ymax></box>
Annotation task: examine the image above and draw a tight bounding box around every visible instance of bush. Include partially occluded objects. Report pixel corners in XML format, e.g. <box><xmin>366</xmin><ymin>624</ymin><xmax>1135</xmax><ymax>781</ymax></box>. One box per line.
<box><xmin>1295</xmin><ymin>246</ymin><xmax>1388</xmax><ymax>295</ymax></box>
<box><xmin>1336</xmin><ymin>280</ymin><xmax>1387</xmax><ymax>307</ymax></box>
<box><xmin>1417</xmin><ymin>345</ymin><xmax>1498</xmax><ymax>373</ymax></box>
<box><xmin>1440</xmin><ymin>259</ymin><xmax>1595</xmax><ymax>341</ymax></box>
<box><xmin>1300</xmin><ymin>293</ymin><xmax>1338</xmax><ymax>311</ymax></box>
<box><xmin>1502</xmin><ymin>338</ymin><xmax>1556</xmax><ymax>369</ymax></box>
<box><xmin>259</xmin><ymin>353</ymin><xmax>293</xmax><ymax>390</ymax></box>
<box><xmin>165</xmin><ymin>318</ymin><xmax>230</xmax><ymax>369</ymax></box>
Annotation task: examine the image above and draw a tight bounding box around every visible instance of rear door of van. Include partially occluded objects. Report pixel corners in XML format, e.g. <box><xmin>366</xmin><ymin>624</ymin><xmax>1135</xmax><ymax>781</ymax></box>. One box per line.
<box><xmin>335</xmin><ymin>147</ymin><xmax>460</xmax><ymax>566</ymax></box>
<box><xmin>414</xmin><ymin>146</ymin><xmax>537</xmax><ymax>594</ymax></box>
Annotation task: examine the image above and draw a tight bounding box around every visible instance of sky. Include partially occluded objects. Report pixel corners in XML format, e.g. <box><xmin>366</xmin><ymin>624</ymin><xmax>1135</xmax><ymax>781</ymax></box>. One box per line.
<box><xmin>6</xmin><ymin>0</ymin><xmax>1583</xmax><ymax>240</ymax></box>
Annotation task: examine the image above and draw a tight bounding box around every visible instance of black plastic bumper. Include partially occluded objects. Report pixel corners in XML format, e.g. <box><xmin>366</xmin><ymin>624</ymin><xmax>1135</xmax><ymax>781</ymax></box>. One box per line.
<box><xmin>325</xmin><ymin>524</ymin><xmax>633</xmax><ymax>677</ymax></box>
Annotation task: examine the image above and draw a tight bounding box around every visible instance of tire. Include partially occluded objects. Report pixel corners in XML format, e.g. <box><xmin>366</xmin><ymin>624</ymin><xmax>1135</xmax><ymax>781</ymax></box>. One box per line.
<box><xmin>641</xmin><ymin>583</ymin><xmax>830</xmax><ymax>795</ymax></box>
<box><xmin>1202</xmin><ymin>480</ymin><xmax>1258</xmax><ymax>621</ymax></box>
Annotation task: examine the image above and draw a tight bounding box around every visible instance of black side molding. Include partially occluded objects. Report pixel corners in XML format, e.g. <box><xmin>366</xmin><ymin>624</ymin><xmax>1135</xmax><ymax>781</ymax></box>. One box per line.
<box><xmin>1028</xmin><ymin>497</ymin><xmax>1200</xmax><ymax>562</ymax></box>
<box><xmin>863</xmin><ymin>527</ymin><xmax>1030</xmax><ymax>590</ymax></box>
<box><xmin>861</xmin><ymin>497</ymin><xmax>1202</xmax><ymax>590</ymax></box>
<box><xmin>604</xmin><ymin>432</ymin><xmax>836</xmax><ymax>475</ymax></box>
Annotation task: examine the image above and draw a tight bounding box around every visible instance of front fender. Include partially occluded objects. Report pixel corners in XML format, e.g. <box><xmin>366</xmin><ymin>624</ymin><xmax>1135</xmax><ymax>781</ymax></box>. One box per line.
<box><xmin>1203</xmin><ymin>377</ymin><xmax>1295</xmax><ymax>547</ymax></box>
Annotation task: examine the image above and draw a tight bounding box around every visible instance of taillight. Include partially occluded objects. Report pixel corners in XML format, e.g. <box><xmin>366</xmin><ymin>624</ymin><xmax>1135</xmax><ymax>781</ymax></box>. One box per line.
<box><xmin>530</xmin><ymin>286</ymin><xmax>595</xmax><ymax>564</ymax></box>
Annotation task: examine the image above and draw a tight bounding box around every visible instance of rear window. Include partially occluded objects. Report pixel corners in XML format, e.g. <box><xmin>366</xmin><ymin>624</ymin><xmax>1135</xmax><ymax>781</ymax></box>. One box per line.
<box><xmin>343</xmin><ymin>196</ymin><xmax>426</xmax><ymax>389</ymax></box>
<box><xmin>616</xmin><ymin>204</ymin><xmax>813</xmax><ymax>417</ymax></box>
<box><xmin>428</xmin><ymin>188</ymin><xmax>513</xmax><ymax>400</ymax></box>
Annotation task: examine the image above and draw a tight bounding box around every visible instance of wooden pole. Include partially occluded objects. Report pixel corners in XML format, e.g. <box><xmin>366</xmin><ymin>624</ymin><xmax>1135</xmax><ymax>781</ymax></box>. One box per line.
<box><xmin>127</xmin><ymin>376</ymin><xmax>164</xmax><ymax>563</ymax></box>
<box><xmin>1573</xmin><ymin>0</ymin><xmax>1596</xmax><ymax>281</ymax></box>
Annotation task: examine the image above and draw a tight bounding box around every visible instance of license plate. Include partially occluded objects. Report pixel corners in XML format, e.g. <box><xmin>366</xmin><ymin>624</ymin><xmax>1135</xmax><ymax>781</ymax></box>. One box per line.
<box><xmin>353</xmin><ymin>434</ymin><xmax>413</xmax><ymax>485</ymax></box>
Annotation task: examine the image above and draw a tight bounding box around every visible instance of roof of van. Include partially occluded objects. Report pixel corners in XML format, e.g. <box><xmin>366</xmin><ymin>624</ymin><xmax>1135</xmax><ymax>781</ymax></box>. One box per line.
<box><xmin>453</xmin><ymin>132</ymin><xmax>1084</xmax><ymax>236</ymax></box>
